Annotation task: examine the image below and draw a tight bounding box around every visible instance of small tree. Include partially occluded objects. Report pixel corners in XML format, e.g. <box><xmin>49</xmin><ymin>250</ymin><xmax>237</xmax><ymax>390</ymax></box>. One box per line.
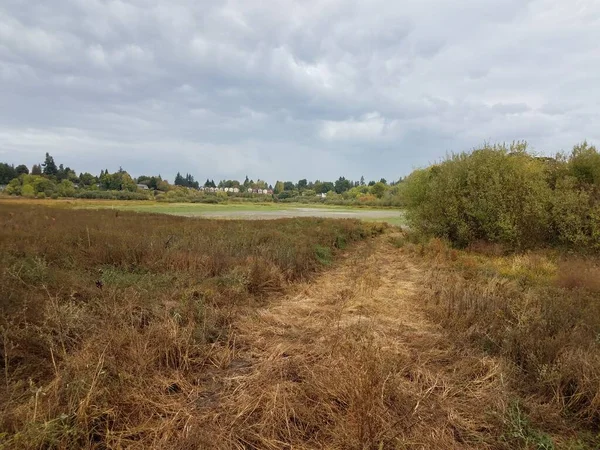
<box><xmin>370</xmin><ymin>182</ymin><xmax>386</xmax><ymax>198</ymax></box>
<box><xmin>79</xmin><ymin>172</ymin><xmax>97</xmax><ymax>186</ymax></box>
<box><xmin>42</xmin><ymin>153</ymin><xmax>58</xmax><ymax>176</ymax></box>
<box><xmin>334</xmin><ymin>177</ymin><xmax>352</xmax><ymax>194</ymax></box>
<box><xmin>0</xmin><ymin>163</ymin><xmax>17</xmax><ymax>184</ymax></box>
<box><xmin>15</xmin><ymin>165</ymin><xmax>29</xmax><ymax>175</ymax></box>
<box><xmin>174</xmin><ymin>172</ymin><xmax>184</xmax><ymax>186</ymax></box>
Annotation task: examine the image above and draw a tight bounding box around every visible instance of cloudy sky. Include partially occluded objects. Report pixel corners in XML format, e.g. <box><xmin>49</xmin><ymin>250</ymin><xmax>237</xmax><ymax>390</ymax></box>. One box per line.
<box><xmin>1</xmin><ymin>0</ymin><xmax>599</xmax><ymax>184</ymax></box>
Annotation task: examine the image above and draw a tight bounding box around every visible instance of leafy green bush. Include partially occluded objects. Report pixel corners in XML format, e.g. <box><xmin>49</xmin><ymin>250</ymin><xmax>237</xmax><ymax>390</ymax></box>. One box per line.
<box><xmin>569</xmin><ymin>141</ymin><xmax>600</xmax><ymax>186</ymax></box>
<box><xmin>404</xmin><ymin>143</ymin><xmax>552</xmax><ymax>248</ymax></box>
<box><xmin>552</xmin><ymin>177</ymin><xmax>594</xmax><ymax>247</ymax></box>
<box><xmin>403</xmin><ymin>141</ymin><xmax>600</xmax><ymax>251</ymax></box>
<box><xmin>21</xmin><ymin>184</ymin><xmax>35</xmax><ymax>198</ymax></box>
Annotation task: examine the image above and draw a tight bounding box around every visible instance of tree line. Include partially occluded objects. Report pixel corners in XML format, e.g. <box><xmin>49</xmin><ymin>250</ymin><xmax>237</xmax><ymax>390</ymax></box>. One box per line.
<box><xmin>0</xmin><ymin>152</ymin><xmax>403</xmax><ymax>204</ymax></box>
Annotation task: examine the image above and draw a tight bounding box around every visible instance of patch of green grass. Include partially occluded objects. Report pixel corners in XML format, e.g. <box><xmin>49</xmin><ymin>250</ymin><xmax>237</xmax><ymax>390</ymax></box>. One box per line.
<box><xmin>1</xmin><ymin>198</ymin><xmax>406</xmax><ymax>226</ymax></box>
<box><xmin>100</xmin><ymin>266</ymin><xmax>174</xmax><ymax>290</ymax></box>
<box><xmin>314</xmin><ymin>245</ymin><xmax>332</xmax><ymax>265</ymax></box>
<box><xmin>364</xmin><ymin>215</ymin><xmax>406</xmax><ymax>227</ymax></box>
<box><xmin>502</xmin><ymin>401</ymin><xmax>554</xmax><ymax>450</ymax></box>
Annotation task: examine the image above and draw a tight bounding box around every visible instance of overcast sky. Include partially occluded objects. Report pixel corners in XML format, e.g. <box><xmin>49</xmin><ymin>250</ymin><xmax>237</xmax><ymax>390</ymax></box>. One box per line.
<box><xmin>1</xmin><ymin>0</ymin><xmax>599</xmax><ymax>184</ymax></box>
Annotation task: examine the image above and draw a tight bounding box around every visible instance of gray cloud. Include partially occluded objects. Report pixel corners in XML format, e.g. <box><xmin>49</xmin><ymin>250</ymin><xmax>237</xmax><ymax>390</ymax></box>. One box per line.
<box><xmin>1</xmin><ymin>0</ymin><xmax>599</xmax><ymax>183</ymax></box>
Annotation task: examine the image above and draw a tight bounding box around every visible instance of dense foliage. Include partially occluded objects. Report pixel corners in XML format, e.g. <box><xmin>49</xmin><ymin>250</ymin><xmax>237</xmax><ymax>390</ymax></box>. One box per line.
<box><xmin>403</xmin><ymin>141</ymin><xmax>600</xmax><ymax>250</ymax></box>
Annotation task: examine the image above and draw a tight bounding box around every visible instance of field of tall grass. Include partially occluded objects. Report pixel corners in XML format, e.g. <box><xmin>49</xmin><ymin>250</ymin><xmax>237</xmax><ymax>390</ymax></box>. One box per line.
<box><xmin>393</xmin><ymin>233</ymin><xmax>600</xmax><ymax>448</ymax></box>
<box><xmin>0</xmin><ymin>204</ymin><xmax>384</xmax><ymax>449</ymax></box>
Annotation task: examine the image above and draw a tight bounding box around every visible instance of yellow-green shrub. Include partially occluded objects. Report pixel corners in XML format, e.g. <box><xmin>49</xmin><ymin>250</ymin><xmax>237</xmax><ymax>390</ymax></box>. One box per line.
<box><xmin>404</xmin><ymin>141</ymin><xmax>600</xmax><ymax>251</ymax></box>
<box><xmin>404</xmin><ymin>142</ymin><xmax>552</xmax><ymax>248</ymax></box>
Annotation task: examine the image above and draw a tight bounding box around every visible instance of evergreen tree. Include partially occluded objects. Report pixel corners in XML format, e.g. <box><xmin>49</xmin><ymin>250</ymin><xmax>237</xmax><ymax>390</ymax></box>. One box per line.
<box><xmin>57</xmin><ymin>164</ymin><xmax>66</xmax><ymax>181</ymax></box>
<box><xmin>31</xmin><ymin>164</ymin><xmax>42</xmax><ymax>175</ymax></box>
<box><xmin>0</xmin><ymin>163</ymin><xmax>17</xmax><ymax>184</ymax></box>
<box><xmin>174</xmin><ymin>172</ymin><xmax>184</xmax><ymax>186</ymax></box>
<box><xmin>42</xmin><ymin>153</ymin><xmax>58</xmax><ymax>176</ymax></box>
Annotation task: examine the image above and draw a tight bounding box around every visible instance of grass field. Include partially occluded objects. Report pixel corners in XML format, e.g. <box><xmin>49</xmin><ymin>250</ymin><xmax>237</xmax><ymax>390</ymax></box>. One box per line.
<box><xmin>0</xmin><ymin>203</ymin><xmax>385</xmax><ymax>449</ymax></box>
<box><xmin>392</xmin><ymin>234</ymin><xmax>600</xmax><ymax>449</ymax></box>
<box><xmin>0</xmin><ymin>197</ymin><xmax>407</xmax><ymax>226</ymax></box>
<box><xmin>2</xmin><ymin>201</ymin><xmax>597</xmax><ymax>449</ymax></box>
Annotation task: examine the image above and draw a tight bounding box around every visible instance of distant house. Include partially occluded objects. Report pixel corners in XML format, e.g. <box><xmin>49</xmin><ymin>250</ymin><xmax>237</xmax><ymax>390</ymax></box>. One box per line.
<box><xmin>0</xmin><ymin>185</ymin><xmax>7</xmax><ymax>192</ymax></box>
<box><xmin>267</xmin><ymin>189</ymin><xmax>274</xmax><ymax>195</ymax></box>
<box><xmin>317</xmin><ymin>193</ymin><xmax>327</xmax><ymax>198</ymax></box>
<box><xmin>137</xmin><ymin>184</ymin><xmax>149</xmax><ymax>190</ymax></box>
<box><xmin>233</xmin><ymin>187</ymin><xmax>240</xmax><ymax>193</ymax></box>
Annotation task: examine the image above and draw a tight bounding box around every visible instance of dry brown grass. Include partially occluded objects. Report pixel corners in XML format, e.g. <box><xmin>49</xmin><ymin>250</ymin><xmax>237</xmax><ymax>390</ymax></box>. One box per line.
<box><xmin>0</xmin><ymin>203</ymin><xmax>384</xmax><ymax>449</ymax></box>
<box><xmin>555</xmin><ymin>258</ymin><xmax>600</xmax><ymax>292</ymax></box>
<box><xmin>400</xmin><ymin>233</ymin><xmax>600</xmax><ymax>448</ymax></box>
<box><xmin>181</xmin><ymin>234</ymin><xmax>512</xmax><ymax>449</ymax></box>
<box><xmin>4</xmin><ymin>202</ymin><xmax>597</xmax><ymax>449</ymax></box>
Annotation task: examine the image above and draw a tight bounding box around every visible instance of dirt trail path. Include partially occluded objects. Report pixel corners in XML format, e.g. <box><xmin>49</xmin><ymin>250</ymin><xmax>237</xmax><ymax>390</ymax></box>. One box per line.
<box><xmin>197</xmin><ymin>233</ymin><xmax>507</xmax><ymax>449</ymax></box>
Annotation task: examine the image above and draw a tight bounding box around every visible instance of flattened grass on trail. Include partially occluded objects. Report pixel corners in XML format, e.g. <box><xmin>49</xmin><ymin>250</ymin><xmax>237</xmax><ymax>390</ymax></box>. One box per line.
<box><xmin>0</xmin><ymin>204</ymin><xmax>384</xmax><ymax>449</ymax></box>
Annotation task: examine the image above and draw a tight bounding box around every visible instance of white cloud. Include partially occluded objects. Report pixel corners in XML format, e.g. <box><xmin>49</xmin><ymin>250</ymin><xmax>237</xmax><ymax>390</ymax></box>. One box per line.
<box><xmin>320</xmin><ymin>112</ymin><xmax>395</xmax><ymax>141</ymax></box>
<box><xmin>0</xmin><ymin>0</ymin><xmax>599</xmax><ymax>182</ymax></box>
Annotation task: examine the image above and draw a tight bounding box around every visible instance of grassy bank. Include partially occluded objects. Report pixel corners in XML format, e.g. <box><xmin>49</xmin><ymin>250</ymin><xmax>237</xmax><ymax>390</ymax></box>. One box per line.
<box><xmin>0</xmin><ymin>204</ymin><xmax>384</xmax><ymax>449</ymax></box>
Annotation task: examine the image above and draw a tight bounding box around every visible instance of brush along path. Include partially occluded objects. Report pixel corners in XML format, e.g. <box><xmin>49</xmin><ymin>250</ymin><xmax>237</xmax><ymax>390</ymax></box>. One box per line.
<box><xmin>193</xmin><ymin>233</ymin><xmax>508</xmax><ymax>449</ymax></box>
